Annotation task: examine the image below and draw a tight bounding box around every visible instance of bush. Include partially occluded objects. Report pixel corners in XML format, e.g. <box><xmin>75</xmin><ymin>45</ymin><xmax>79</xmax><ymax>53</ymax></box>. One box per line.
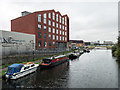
<box><xmin>112</xmin><ymin>44</ymin><xmax>117</xmax><ymax>56</ymax></box>
<box><xmin>112</xmin><ymin>37</ymin><xmax>120</xmax><ymax>61</ymax></box>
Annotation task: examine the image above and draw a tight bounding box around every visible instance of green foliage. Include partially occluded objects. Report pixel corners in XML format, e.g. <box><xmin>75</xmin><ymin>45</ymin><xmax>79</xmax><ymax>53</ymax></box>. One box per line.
<box><xmin>112</xmin><ymin>37</ymin><xmax>120</xmax><ymax>61</ymax></box>
<box><xmin>112</xmin><ymin>44</ymin><xmax>117</xmax><ymax>56</ymax></box>
<box><xmin>117</xmin><ymin>37</ymin><xmax>120</xmax><ymax>60</ymax></box>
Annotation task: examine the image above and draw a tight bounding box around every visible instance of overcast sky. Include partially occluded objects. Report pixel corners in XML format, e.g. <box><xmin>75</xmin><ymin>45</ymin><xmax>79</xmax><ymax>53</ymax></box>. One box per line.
<box><xmin>0</xmin><ymin>0</ymin><xmax>119</xmax><ymax>43</ymax></box>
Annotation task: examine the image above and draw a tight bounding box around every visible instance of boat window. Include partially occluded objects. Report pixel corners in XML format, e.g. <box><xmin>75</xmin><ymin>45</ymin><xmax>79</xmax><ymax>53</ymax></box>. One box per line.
<box><xmin>15</xmin><ymin>66</ymin><xmax>21</xmax><ymax>72</ymax></box>
<box><xmin>24</xmin><ymin>66</ymin><xmax>30</xmax><ymax>70</ymax></box>
<box><xmin>8</xmin><ymin>67</ymin><xmax>12</xmax><ymax>73</ymax></box>
<box><xmin>43</xmin><ymin>59</ymin><xmax>51</xmax><ymax>64</ymax></box>
<box><xmin>31</xmin><ymin>64</ymin><xmax>35</xmax><ymax>67</ymax></box>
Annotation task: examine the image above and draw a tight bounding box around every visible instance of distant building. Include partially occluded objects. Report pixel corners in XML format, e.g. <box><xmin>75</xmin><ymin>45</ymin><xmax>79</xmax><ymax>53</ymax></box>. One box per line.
<box><xmin>85</xmin><ymin>42</ymin><xmax>91</xmax><ymax>46</ymax></box>
<box><xmin>11</xmin><ymin>10</ymin><xmax>69</xmax><ymax>51</ymax></box>
<box><xmin>69</xmin><ymin>40</ymin><xmax>85</xmax><ymax>49</ymax></box>
<box><xmin>103</xmin><ymin>41</ymin><xmax>114</xmax><ymax>45</ymax></box>
<box><xmin>0</xmin><ymin>30</ymin><xmax>35</xmax><ymax>56</ymax></box>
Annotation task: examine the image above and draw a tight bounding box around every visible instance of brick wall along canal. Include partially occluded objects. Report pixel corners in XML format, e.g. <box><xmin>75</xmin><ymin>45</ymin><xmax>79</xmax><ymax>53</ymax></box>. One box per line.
<box><xmin>2</xmin><ymin>49</ymin><xmax>118</xmax><ymax>88</ymax></box>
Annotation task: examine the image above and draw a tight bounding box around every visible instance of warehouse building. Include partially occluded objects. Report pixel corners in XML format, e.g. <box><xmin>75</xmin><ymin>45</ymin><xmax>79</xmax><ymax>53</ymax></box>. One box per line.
<box><xmin>0</xmin><ymin>30</ymin><xmax>35</xmax><ymax>56</ymax></box>
<box><xmin>69</xmin><ymin>40</ymin><xmax>85</xmax><ymax>49</ymax></box>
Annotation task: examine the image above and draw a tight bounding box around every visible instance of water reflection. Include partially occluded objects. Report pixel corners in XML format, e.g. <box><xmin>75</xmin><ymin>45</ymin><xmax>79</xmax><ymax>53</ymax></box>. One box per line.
<box><xmin>2</xmin><ymin>61</ymin><xmax>70</xmax><ymax>88</ymax></box>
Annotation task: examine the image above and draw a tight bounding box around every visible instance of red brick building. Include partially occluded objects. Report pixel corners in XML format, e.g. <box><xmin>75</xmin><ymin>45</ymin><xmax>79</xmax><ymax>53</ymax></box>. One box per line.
<box><xmin>11</xmin><ymin>10</ymin><xmax>69</xmax><ymax>50</ymax></box>
<box><xmin>69</xmin><ymin>40</ymin><xmax>85</xmax><ymax>49</ymax></box>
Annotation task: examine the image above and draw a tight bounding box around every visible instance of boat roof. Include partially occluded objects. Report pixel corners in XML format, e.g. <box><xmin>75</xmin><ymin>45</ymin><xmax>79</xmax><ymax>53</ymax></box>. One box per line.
<box><xmin>54</xmin><ymin>55</ymin><xmax>66</xmax><ymax>59</ymax></box>
<box><xmin>44</xmin><ymin>55</ymin><xmax>66</xmax><ymax>60</ymax></box>
<box><xmin>8</xmin><ymin>64</ymin><xmax>23</xmax><ymax>68</ymax></box>
<box><xmin>22</xmin><ymin>62</ymin><xmax>34</xmax><ymax>65</ymax></box>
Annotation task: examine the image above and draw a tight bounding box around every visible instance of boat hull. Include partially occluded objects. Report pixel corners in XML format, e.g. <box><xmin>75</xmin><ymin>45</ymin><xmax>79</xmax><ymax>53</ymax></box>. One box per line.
<box><xmin>68</xmin><ymin>53</ymin><xmax>80</xmax><ymax>59</ymax></box>
<box><xmin>5</xmin><ymin>66</ymin><xmax>38</xmax><ymax>80</ymax></box>
<box><xmin>40</xmin><ymin>59</ymin><xmax>69</xmax><ymax>68</ymax></box>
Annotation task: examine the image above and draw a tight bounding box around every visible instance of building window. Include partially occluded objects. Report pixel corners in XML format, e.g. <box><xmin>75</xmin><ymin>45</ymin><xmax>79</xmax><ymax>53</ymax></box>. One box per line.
<box><xmin>62</xmin><ymin>17</ymin><xmax>64</xmax><ymax>24</ymax></box>
<box><xmin>44</xmin><ymin>26</ymin><xmax>47</xmax><ymax>31</ymax></box>
<box><xmin>60</xmin><ymin>16</ymin><xmax>61</xmax><ymax>23</ymax></box>
<box><xmin>49</xmin><ymin>48</ymin><xmax>51</xmax><ymax>50</ymax></box>
<box><xmin>65</xmin><ymin>27</ymin><xmax>67</xmax><ymax>31</ymax></box>
<box><xmin>44</xmin><ymin>13</ymin><xmax>47</xmax><ymax>18</ymax></box>
<box><xmin>65</xmin><ymin>17</ymin><xmax>67</xmax><ymax>25</ymax></box>
<box><xmin>53</xmin><ymin>42</ymin><xmax>55</xmax><ymax>46</ymax></box>
<box><xmin>63</xmin><ymin>37</ymin><xmax>64</xmax><ymax>41</ymax></box>
<box><xmin>38</xmin><ymin>24</ymin><xmax>41</xmax><ymax>30</ymax></box>
<box><xmin>49</xmin><ymin>34</ymin><xmax>51</xmax><ymax>39</ymax></box>
<box><xmin>53</xmin><ymin>28</ymin><xmax>55</xmax><ymax>33</ymax></box>
<box><xmin>49</xmin><ymin>13</ymin><xmax>51</xmax><ymax>18</ymax></box>
<box><xmin>65</xmin><ymin>17</ymin><xmax>67</xmax><ymax>21</ymax></box>
<box><xmin>65</xmin><ymin>37</ymin><xmax>67</xmax><ymax>41</ymax></box>
<box><xmin>49</xmin><ymin>20</ymin><xmax>51</xmax><ymax>25</ymax></box>
<box><xmin>60</xmin><ymin>36</ymin><xmax>61</xmax><ymax>40</ymax></box>
<box><xmin>38</xmin><ymin>40</ymin><xmax>41</xmax><ymax>47</ymax></box>
<box><xmin>44</xmin><ymin>41</ymin><xmax>47</xmax><ymax>47</ymax></box>
<box><xmin>49</xmin><ymin>27</ymin><xmax>51</xmax><ymax>32</ymax></box>
<box><xmin>44</xmin><ymin>33</ymin><xmax>47</xmax><ymax>39</ymax></box>
<box><xmin>49</xmin><ymin>41</ymin><xmax>51</xmax><ymax>46</ymax></box>
<box><xmin>44</xmin><ymin>48</ymin><xmax>47</xmax><ymax>50</ymax></box>
<box><xmin>44</xmin><ymin>19</ymin><xmax>46</xmax><ymax>24</ymax></box>
<box><xmin>43</xmin><ymin>13</ymin><xmax>47</xmax><ymax>24</ymax></box>
<box><xmin>53</xmin><ymin>12</ymin><xmax>55</xmax><ymax>20</ymax></box>
<box><xmin>63</xmin><ymin>31</ymin><xmax>64</xmax><ymax>35</ymax></box>
<box><xmin>38</xmin><ymin>14</ymin><xmax>41</xmax><ymax>22</ymax></box>
<box><xmin>60</xmin><ymin>24</ymin><xmax>61</xmax><ymax>29</ymax></box>
<box><xmin>53</xmin><ymin>22</ymin><xmax>55</xmax><ymax>27</ymax></box>
<box><xmin>62</xmin><ymin>25</ymin><xmax>64</xmax><ymax>30</ymax></box>
<box><xmin>38</xmin><ymin>32</ymin><xmax>41</xmax><ymax>38</ymax></box>
<box><xmin>65</xmin><ymin>21</ymin><xmax>67</xmax><ymax>25</ymax></box>
<box><xmin>56</xmin><ymin>14</ymin><xmax>58</xmax><ymax>22</ymax></box>
<box><xmin>65</xmin><ymin>32</ymin><xmax>67</xmax><ymax>36</ymax></box>
<box><xmin>56</xmin><ymin>23</ymin><xmax>58</xmax><ymax>28</ymax></box>
<box><xmin>56</xmin><ymin>36</ymin><xmax>58</xmax><ymax>40</ymax></box>
<box><xmin>60</xmin><ymin>30</ymin><xmax>61</xmax><ymax>35</ymax></box>
<box><xmin>53</xmin><ymin>35</ymin><xmax>55</xmax><ymax>40</ymax></box>
<box><xmin>56</xmin><ymin>29</ymin><xmax>58</xmax><ymax>34</ymax></box>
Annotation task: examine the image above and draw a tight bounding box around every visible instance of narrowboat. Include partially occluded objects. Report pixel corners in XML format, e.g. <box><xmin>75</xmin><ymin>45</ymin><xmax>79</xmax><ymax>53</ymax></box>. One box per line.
<box><xmin>79</xmin><ymin>50</ymin><xmax>84</xmax><ymax>54</ymax></box>
<box><xmin>86</xmin><ymin>49</ymin><xmax>90</xmax><ymax>53</ymax></box>
<box><xmin>5</xmin><ymin>62</ymin><xmax>39</xmax><ymax>80</ymax></box>
<box><xmin>68</xmin><ymin>52</ymin><xmax>80</xmax><ymax>59</ymax></box>
<box><xmin>40</xmin><ymin>55</ymin><xmax>69</xmax><ymax>68</ymax></box>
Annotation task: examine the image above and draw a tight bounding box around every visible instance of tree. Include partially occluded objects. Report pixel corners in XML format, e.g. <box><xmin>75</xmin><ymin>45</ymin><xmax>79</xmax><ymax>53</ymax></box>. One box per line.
<box><xmin>117</xmin><ymin>37</ymin><xmax>120</xmax><ymax>60</ymax></box>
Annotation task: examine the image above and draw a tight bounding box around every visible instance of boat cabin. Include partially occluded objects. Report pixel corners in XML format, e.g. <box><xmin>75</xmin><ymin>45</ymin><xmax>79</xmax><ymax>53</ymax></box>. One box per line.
<box><xmin>42</xmin><ymin>58</ymin><xmax>52</xmax><ymax>64</ymax></box>
<box><xmin>6</xmin><ymin>64</ymin><xmax>23</xmax><ymax>75</ymax></box>
<box><xmin>42</xmin><ymin>55</ymin><xmax>66</xmax><ymax>64</ymax></box>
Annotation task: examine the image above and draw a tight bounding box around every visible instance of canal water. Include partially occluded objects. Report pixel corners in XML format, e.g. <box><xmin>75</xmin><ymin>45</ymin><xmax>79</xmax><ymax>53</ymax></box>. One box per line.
<box><xmin>2</xmin><ymin>49</ymin><xmax>118</xmax><ymax>88</ymax></box>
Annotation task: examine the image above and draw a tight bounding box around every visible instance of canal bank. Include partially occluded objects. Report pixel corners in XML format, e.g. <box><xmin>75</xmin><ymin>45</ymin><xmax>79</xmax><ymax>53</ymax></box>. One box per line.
<box><xmin>0</xmin><ymin>50</ymin><xmax>72</xmax><ymax>78</ymax></box>
<box><xmin>2</xmin><ymin>49</ymin><xmax>118</xmax><ymax>88</ymax></box>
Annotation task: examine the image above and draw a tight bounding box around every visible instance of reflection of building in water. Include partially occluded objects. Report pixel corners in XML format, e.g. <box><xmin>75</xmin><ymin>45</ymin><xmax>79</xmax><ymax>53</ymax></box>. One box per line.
<box><xmin>0</xmin><ymin>30</ymin><xmax>35</xmax><ymax>56</ymax></box>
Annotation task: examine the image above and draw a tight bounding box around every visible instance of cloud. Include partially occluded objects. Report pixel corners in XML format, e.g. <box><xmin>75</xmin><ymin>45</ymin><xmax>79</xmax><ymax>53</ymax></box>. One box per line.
<box><xmin>0</xmin><ymin>0</ymin><xmax>118</xmax><ymax>42</ymax></box>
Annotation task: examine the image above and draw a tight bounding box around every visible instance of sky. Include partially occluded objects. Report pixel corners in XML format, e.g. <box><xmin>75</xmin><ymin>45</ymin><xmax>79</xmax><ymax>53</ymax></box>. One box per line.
<box><xmin>0</xmin><ymin>0</ymin><xmax>119</xmax><ymax>43</ymax></box>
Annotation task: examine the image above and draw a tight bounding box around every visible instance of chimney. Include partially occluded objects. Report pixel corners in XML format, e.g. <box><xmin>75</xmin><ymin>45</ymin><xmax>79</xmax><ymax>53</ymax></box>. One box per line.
<box><xmin>21</xmin><ymin>11</ymin><xmax>31</xmax><ymax>16</ymax></box>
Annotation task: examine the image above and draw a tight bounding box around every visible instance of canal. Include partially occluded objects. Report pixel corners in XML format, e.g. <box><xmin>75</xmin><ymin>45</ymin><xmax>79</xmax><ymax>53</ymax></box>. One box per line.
<box><xmin>2</xmin><ymin>49</ymin><xmax>118</xmax><ymax>88</ymax></box>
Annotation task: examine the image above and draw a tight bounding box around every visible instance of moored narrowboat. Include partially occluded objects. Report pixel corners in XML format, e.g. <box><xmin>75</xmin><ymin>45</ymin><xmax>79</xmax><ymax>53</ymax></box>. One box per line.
<box><xmin>5</xmin><ymin>62</ymin><xmax>39</xmax><ymax>80</ymax></box>
<box><xmin>68</xmin><ymin>52</ymin><xmax>80</xmax><ymax>59</ymax></box>
<box><xmin>40</xmin><ymin>55</ymin><xmax>69</xmax><ymax>68</ymax></box>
